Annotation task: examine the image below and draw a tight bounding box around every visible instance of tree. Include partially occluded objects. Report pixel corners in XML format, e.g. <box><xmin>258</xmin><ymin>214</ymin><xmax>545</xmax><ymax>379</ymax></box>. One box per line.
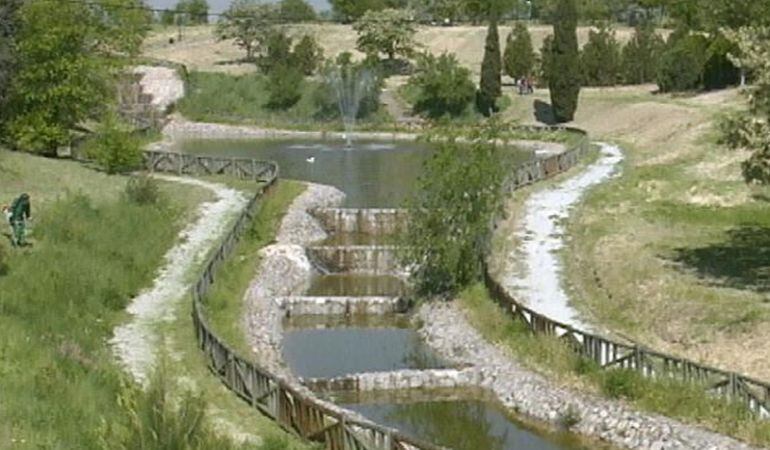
<box><xmin>538</xmin><ymin>34</ymin><xmax>554</xmax><ymax>85</ymax></box>
<box><xmin>477</xmin><ymin>20</ymin><xmax>502</xmax><ymax>116</ymax></box>
<box><xmin>408</xmin><ymin>52</ymin><xmax>475</xmax><ymax>118</ymax></box>
<box><xmin>257</xmin><ymin>29</ymin><xmax>293</xmax><ymax>74</ymax></box>
<box><xmin>330</xmin><ymin>0</ymin><xmax>388</xmax><ymax>22</ymax></box>
<box><xmin>656</xmin><ymin>32</ymin><xmax>708</xmax><ymax>92</ymax></box>
<box><xmin>0</xmin><ymin>0</ymin><xmax>22</xmax><ymax>130</ymax></box>
<box><xmin>216</xmin><ymin>0</ymin><xmax>276</xmax><ymax>61</ymax></box>
<box><xmin>279</xmin><ymin>0</ymin><xmax>317</xmax><ymax>22</ymax></box>
<box><xmin>579</xmin><ymin>24</ymin><xmax>622</xmax><ymax>86</ymax></box>
<box><xmin>292</xmin><ymin>34</ymin><xmax>324</xmax><ymax>75</ymax></box>
<box><xmin>548</xmin><ymin>0</ymin><xmax>580</xmax><ymax>123</ymax></box>
<box><xmin>353</xmin><ymin>9</ymin><xmax>417</xmax><ymax>61</ymax></box>
<box><xmin>85</xmin><ymin>113</ymin><xmax>143</xmax><ymax>174</ymax></box>
<box><xmin>621</xmin><ymin>23</ymin><xmax>663</xmax><ymax>84</ymax></box>
<box><xmin>503</xmin><ymin>22</ymin><xmax>535</xmax><ymax>80</ymax></box>
<box><xmin>175</xmin><ymin>0</ymin><xmax>209</xmax><ymax>25</ymax></box>
<box><xmin>266</xmin><ymin>65</ymin><xmax>303</xmax><ymax>110</ymax></box>
<box><xmin>725</xmin><ymin>27</ymin><xmax>770</xmax><ymax>184</ymax></box>
<box><xmin>6</xmin><ymin>0</ymin><xmax>149</xmax><ymax>154</ymax></box>
<box><xmin>400</xmin><ymin>122</ymin><xmax>508</xmax><ymax>296</ymax></box>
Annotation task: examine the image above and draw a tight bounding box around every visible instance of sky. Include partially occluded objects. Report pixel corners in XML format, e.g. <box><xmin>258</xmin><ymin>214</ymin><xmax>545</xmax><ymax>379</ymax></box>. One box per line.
<box><xmin>147</xmin><ymin>0</ymin><xmax>331</xmax><ymax>15</ymax></box>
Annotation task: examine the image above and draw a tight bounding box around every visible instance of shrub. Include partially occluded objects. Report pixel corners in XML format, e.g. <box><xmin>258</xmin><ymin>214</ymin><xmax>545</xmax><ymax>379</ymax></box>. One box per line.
<box><xmin>580</xmin><ymin>25</ymin><xmax>622</xmax><ymax>87</ymax></box>
<box><xmin>503</xmin><ymin>22</ymin><xmax>536</xmax><ymax>80</ymax></box>
<box><xmin>622</xmin><ymin>23</ymin><xmax>664</xmax><ymax>84</ymax></box>
<box><xmin>408</xmin><ymin>52</ymin><xmax>475</xmax><ymax>118</ymax></box>
<box><xmin>716</xmin><ymin>110</ymin><xmax>767</xmax><ymax>150</ymax></box>
<box><xmin>602</xmin><ymin>369</ymin><xmax>644</xmax><ymax>399</ymax></box>
<box><xmin>656</xmin><ymin>32</ymin><xmax>708</xmax><ymax>93</ymax></box>
<box><xmin>279</xmin><ymin>0</ymin><xmax>316</xmax><ymax>22</ymax></box>
<box><xmin>266</xmin><ymin>65</ymin><xmax>303</xmax><ymax>110</ymax></box>
<box><xmin>85</xmin><ymin>114</ymin><xmax>143</xmax><ymax>174</ymax></box>
<box><xmin>257</xmin><ymin>29</ymin><xmax>293</xmax><ymax>74</ymax></box>
<box><xmin>125</xmin><ymin>174</ymin><xmax>162</xmax><ymax>205</ymax></box>
<box><xmin>291</xmin><ymin>34</ymin><xmax>324</xmax><ymax>76</ymax></box>
<box><xmin>548</xmin><ymin>0</ymin><xmax>580</xmax><ymax>122</ymax></box>
<box><xmin>558</xmin><ymin>404</ymin><xmax>582</xmax><ymax>429</ymax></box>
<box><xmin>703</xmin><ymin>34</ymin><xmax>741</xmax><ymax>90</ymax></box>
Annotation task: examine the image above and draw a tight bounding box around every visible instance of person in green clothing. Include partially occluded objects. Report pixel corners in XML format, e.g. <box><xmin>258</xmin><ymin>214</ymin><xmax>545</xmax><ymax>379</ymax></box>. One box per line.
<box><xmin>9</xmin><ymin>193</ymin><xmax>31</xmax><ymax>247</ymax></box>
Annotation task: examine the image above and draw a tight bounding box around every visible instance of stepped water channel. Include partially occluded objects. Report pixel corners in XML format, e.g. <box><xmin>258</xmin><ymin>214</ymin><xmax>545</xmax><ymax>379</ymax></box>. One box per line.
<box><xmin>179</xmin><ymin>138</ymin><xmax>604</xmax><ymax>450</ymax></box>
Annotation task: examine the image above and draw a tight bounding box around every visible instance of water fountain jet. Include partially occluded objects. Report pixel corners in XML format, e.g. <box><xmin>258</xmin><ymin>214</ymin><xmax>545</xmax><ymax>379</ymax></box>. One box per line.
<box><xmin>325</xmin><ymin>63</ymin><xmax>375</xmax><ymax>148</ymax></box>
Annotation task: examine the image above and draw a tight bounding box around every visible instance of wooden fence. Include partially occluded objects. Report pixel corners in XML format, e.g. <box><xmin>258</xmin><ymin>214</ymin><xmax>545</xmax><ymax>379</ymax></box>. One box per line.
<box><xmin>482</xmin><ymin>133</ymin><xmax>770</xmax><ymax>420</ymax></box>
<box><xmin>144</xmin><ymin>149</ymin><xmax>445</xmax><ymax>450</ymax></box>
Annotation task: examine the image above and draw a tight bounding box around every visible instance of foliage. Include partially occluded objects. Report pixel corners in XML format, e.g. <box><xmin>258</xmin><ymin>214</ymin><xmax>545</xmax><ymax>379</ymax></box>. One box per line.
<box><xmin>503</xmin><ymin>22</ymin><xmax>535</xmax><ymax>79</ymax></box>
<box><xmin>702</xmin><ymin>34</ymin><xmax>741</xmax><ymax>90</ymax></box>
<box><xmin>621</xmin><ymin>23</ymin><xmax>664</xmax><ymax>84</ymax></box>
<box><xmin>216</xmin><ymin>0</ymin><xmax>276</xmax><ymax>61</ymax></box>
<box><xmin>174</xmin><ymin>0</ymin><xmax>209</xmax><ymax>25</ymax></box>
<box><xmin>279</xmin><ymin>0</ymin><xmax>317</xmax><ymax>22</ymax></box>
<box><xmin>5</xmin><ymin>0</ymin><xmax>148</xmax><ymax>155</ymax></box>
<box><xmin>548</xmin><ymin>0</ymin><xmax>580</xmax><ymax>122</ymax></box>
<box><xmin>579</xmin><ymin>24</ymin><xmax>622</xmax><ymax>86</ymax></box>
<box><xmin>716</xmin><ymin>111</ymin><xmax>767</xmax><ymax>150</ymax></box>
<box><xmin>656</xmin><ymin>32</ymin><xmax>708</xmax><ymax>92</ymax></box>
<box><xmin>266</xmin><ymin>65</ymin><xmax>304</xmax><ymax>110</ymax></box>
<box><xmin>463</xmin><ymin>0</ymin><xmax>518</xmax><ymax>21</ymax></box>
<box><xmin>400</xmin><ymin>122</ymin><xmax>510</xmax><ymax>297</ymax></box>
<box><xmin>538</xmin><ymin>35</ymin><xmax>554</xmax><ymax>85</ymax></box>
<box><xmin>125</xmin><ymin>174</ymin><xmax>162</xmax><ymax>205</ymax></box>
<box><xmin>408</xmin><ymin>52</ymin><xmax>475</xmax><ymax>118</ymax></box>
<box><xmin>84</xmin><ymin>115</ymin><xmax>143</xmax><ymax>174</ymax></box>
<box><xmin>353</xmin><ymin>8</ymin><xmax>417</xmax><ymax>61</ymax></box>
<box><xmin>477</xmin><ymin>20</ymin><xmax>502</xmax><ymax>116</ymax></box>
<box><xmin>329</xmin><ymin>0</ymin><xmax>400</xmax><ymax>21</ymax></box>
<box><xmin>317</xmin><ymin>53</ymin><xmax>384</xmax><ymax>120</ymax></box>
<box><xmin>257</xmin><ymin>29</ymin><xmax>294</xmax><ymax>74</ymax></box>
<box><xmin>601</xmin><ymin>369</ymin><xmax>644</xmax><ymax>399</ymax></box>
<box><xmin>292</xmin><ymin>34</ymin><xmax>324</xmax><ymax>76</ymax></box>
<box><xmin>0</xmin><ymin>0</ymin><xmax>22</xmax><ymax>130</ymax></box>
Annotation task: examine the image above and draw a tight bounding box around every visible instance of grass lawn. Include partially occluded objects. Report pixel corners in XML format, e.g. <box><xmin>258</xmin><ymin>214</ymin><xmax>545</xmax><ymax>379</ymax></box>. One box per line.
<box><xmin>178</xmin><ymin>71</ymin><xmax>391</xmax><ymax>131</ymax></box>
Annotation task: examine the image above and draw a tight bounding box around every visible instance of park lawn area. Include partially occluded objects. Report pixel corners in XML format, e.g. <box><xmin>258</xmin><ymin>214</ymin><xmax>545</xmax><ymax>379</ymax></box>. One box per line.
<box><xmin>458</xmin><ymin>284</ymin><xmax>770</xmax><ymax>447</ymax></box>
<box><xmin>0</xmin><ymin>149</ymin><xmax>211</xmax><ymax>447</ymax></box>
<box><xmin>178</xmin><ymin>71</ymin><xmax>391</xmax><ymax>131</ymax></box>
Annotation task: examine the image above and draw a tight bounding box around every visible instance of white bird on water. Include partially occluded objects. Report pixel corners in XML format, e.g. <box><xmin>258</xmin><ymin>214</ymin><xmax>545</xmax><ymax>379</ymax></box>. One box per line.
<box><xmin>306</xmin><ymin>156</ymin><xmax>315</xmax><ymax>163</ymax></box>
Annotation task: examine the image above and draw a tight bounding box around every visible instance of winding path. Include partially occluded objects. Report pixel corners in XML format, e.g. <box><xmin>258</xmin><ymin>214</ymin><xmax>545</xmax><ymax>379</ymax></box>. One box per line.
<box><xmin>110</xmin><ymin>175</ymin><xmax>247</xmax><ymax>384</ymax></box>
<box><xmin>503</xmin><ymin>143</ymin><xmax>624</xmax><ymax>330</ymax></box>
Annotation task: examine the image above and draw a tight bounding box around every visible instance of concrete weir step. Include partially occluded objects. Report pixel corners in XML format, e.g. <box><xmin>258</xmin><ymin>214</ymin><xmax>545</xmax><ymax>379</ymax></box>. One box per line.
<box><xmin>302</xmin><ymin>368</ymin><xmax>484</xmax><ymax>393</ymax></box>
<box><xmin>275</xmin><ymin>296</ymin><xmax>412</xmax><ymax>316</ymax></box>
<box><xmin>310</xmin><ymin>208</ymin><xmax>409</xmax><ymax>235</ymax></box>
<box><xmin>307</xmin><ymin>245</ymin><xmax>400</xmax><ymax>275</ymax></box>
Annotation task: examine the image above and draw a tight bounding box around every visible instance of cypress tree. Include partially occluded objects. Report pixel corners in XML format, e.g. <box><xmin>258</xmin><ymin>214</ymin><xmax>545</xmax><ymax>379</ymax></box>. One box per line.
<box><xmin>503</xmin><ymin>22</ymin><xmax>535</xmax><ymax>80</ymax></box>
<box><xmin>477</xmin><ymin>19</ymin><xmax>502</xmax><ymax>116</ymax></box>
<box><xmin>548</xmin><ymin>0</ymin><xmax>580</xmax><ymax>123</ymax></box>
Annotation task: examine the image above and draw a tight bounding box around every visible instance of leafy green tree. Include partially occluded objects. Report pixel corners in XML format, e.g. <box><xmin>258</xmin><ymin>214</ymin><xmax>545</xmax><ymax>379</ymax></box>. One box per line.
<box><xmin>279</xmin><ymin>0</ymin><xmax>317</xmax><ymax>22</ymax></box>
<box><xmin>579</xmin><ymin>24</ymin><xmax>622</xmax><ymax>86</ymax></box>
<box><xmin>538</xmin><ymin>34</ymin><xmax>554</xmax><ymax>85</ymax></box>
<box><xmin>656</xmin><ymin>32</ymin><xmax>708</xmax><ymax>92</ymax></box>
<box><xmin>408</xmin><ymin>52</ymin><xmax>475</xmax><ymax>118</ymax></box>
<box><xmin>548</xmin><ymin>0</ymin><xmax>580</xmax><ymax>123</ymax></box>
<box><xmin>503</xmin><ymin>22</ymin><xmax>535</xmax><ymax>79</ymax></box>
<box><xmin>0</xmin><ymin>0</ymin><xmax>22</xmax><ymax>130</ymax></box>
<box><xmin>216</xmin><ymin>0</ymin><xmax>276</xmax><ymax>61</ymax></box>
<box><xmin>257</xmin><ymin>29</ymin><xmax>293</xmax><ymax>74</ymax></box>
<box><xmin>266</xmin><ymin>65</ymin><xmax>303</xmax><ymax>110</ymax></box>
<box><xmin>175</xmin><ymin>0</ymin><xmax>209</xmax><ymax>25</ymax></box>
<box><xmin>353</xmin><ymin>9</ymin><xmax>417</xmax><ymax>61</ymax></box>
<box><xmin>621</xmin><ymin>23</ymin><xmax>664</xmax><ymax>84</ymax></box>
<box><xmin>330</xmin><ymin>0</ymin><xmax>390</xmax><ymax>21</ymax></box>
<box><xmin>419</xmin><ymin>0</ymin><xmax>465</xmax><ymax>23</ymax></box>
<box><xmin>6</xmin><ymin>0</ymin><xmax>149</xmax><ymax>154</ymax></box>
<box><xmin>463</xmin><ymin>0</ymin><xmax>518</xmax><ymax>22</ymax></box>
<box><xmin>400</xmin><ymin>122</ymin><xmax>508</xmax><ymax>296</ymax></box>
<box><xmin>85</xmin><ymin>113</ymin><xmax>143</xmax><ymax>174</ymax></box>
<box><xmin>477</xmin><ymin>20</ymin><xmax>502</xmax><ymax>116</ymax></box>
<box><xmin>292</xmin><ymin>34</ymin><xmax>324</xmax><ymax>75</ymax></box>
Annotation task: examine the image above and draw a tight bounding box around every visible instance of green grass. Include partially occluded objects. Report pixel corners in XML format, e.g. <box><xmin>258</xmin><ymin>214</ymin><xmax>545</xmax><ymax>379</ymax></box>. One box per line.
<box><xmin>204</xmin><ymin>180</ymin><xmax>306</xmax><ymax>355</ymax></box>
<box><xmin>178</xmin><ymin>72</ymin><xmax>392</xmax><ymax>131</ymax></box>
<box><xmin>457</xmin><ymin>284</ymin><xmax>770</xmax><ymax>447</ymax></box>
<box><xmin>0</xmin><ymin>150</ymin><xmax>210</xmax><ymax>448</ymax></box>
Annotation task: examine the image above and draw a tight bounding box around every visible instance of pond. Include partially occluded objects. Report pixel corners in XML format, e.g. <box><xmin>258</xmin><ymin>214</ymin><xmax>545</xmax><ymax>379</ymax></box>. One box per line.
<box><xmin>282</xmin><ymin>315</ymin><xmax>445</xmax><ymax>379</ymax></box>
<box><xmin>177</xmin><ymin>139</ymin><xmax>534</xmax><ymax>207</ymax></box>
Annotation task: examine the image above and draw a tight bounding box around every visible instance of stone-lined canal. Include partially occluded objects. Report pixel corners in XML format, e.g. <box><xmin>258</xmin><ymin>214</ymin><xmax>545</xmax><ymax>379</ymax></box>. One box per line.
<box><xmin>180</xmin><ymin>138</ymin><xmax>598</xmax><ymax>450</ymax></box>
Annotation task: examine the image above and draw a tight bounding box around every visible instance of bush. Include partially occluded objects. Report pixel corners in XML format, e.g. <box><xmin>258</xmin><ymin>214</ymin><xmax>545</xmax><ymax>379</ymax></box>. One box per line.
<box><xmin>656</xmin><ymin>32</ymin><xmax>708</xmax><ymax>93</ymax></box>
<box><xmin>408</xmin><ymin>52</ymin><xmax>475</xmax><ymax>119</ymax></box>
<box><xmin>716</xmin><ymin>111</ymin><xmax>767</xmax><ymax>150</ymax></box>
<box><xmin>291</xmin><ymin>34</ymin><xmax>324</xmax><ymax>76</ymax></box>
<box><xmin>580</xmin><ymin>25</ymin><xmax>622</xmax><ymax>87</ymax></box>
<box><xmin>602</xmin><ymin>369</ymin><xmax>644</xmax><ymax>399</ymax></box>
<box><xmin>125</xmin><ymin>174</ymin><xmax>162</xmax><ymax>205</ymax></box>
<box><xmin>621</xmin><ymin>24</ymin><xmax>664</xmax><ymax>84</ymax></box>
<box><xmin>266</xmin><ymin>65</ymin><xmax>303</xmax><ymax>110</ymax></box>
<box><xmin>279</xmin><ymin>0</ymin><xmax>316</xmax><ymax>22</ymax></box>
<box><xmin>85</xmin><ymin>114</ymin><xmax>143</xmax><ymax>174</ymax></box>
<box><xmin>503</xmin><ymin>22</ymin><xmax>536</xmax><ymax>80</ymax></box>
<box><xmin>257</xmin><ymin>29</ymin><xmax>293</xmax><ymax>74</ymax></box>
<box><xmin>703</xmin><ymin>34</ymin><xmax>741</xmax><ymax>90</ymax></box>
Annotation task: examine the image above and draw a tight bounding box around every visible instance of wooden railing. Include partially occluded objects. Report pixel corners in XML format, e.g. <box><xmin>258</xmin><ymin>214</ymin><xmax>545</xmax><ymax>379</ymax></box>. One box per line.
<box><xmin>144</xmin><ymin>149</ymin><xmax>445</xmax><ymax>450</ymax></box>
<box><xmin>483</xmin><ymin>133</ymin><xmax>770</xmax><ymax>420</ymax></box>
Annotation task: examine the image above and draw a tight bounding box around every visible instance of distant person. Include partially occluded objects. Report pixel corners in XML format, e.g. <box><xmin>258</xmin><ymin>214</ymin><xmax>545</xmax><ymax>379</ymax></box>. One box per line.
<box><xmin>518</xmin><ymin>77</ymin><xmax>526</xmax><ymax>95</ymax></box>
<box><xmin>9</xmin><ymin>193</ymin><xmax>31</xmax><ymax>247</ymax></box>
<box><xmin>526</xmin><ymin>76</ymin><xmax>534</xmax><ymax>94</ymax></box>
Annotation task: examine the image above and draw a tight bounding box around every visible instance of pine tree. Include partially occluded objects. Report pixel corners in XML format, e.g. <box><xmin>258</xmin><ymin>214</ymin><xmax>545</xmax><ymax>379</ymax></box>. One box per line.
<box><xmin>477</xmin><ymin>19</ymin><xmax>502</xmax><ymax>116</ymax></box>
<box><xmin>548</xmin><ymin>0</ymin><xmax>580</xmax><ymax>123</ymax></box>
<box><xmin>503</xmin><ymin>22</ymin><xmax>535</xmax><ymax>80</ymax></box>
<box><xmin>621</xmin><ymin>23</ymin><xmax>663</xmax><ymax>84</ymax></box>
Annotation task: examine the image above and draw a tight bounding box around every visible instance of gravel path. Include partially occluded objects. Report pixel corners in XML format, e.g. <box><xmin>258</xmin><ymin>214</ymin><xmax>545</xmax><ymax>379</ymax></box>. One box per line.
<box><xmin>110</xmin><ymin>175</ymin><xmax>247</xmax><ymax>384</ymax></box>
<box><xmin>503</xmin><ymin>143</ymin><xmax>623</xmax><ymax>330</ymax></box>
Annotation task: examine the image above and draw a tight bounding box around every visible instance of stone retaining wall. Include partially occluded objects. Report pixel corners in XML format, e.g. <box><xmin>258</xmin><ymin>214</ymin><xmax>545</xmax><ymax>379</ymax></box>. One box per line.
<box><xmin>275</xmin><ymin>296</ymin><xmax>412</xmax><ymax>316</ymax></box>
